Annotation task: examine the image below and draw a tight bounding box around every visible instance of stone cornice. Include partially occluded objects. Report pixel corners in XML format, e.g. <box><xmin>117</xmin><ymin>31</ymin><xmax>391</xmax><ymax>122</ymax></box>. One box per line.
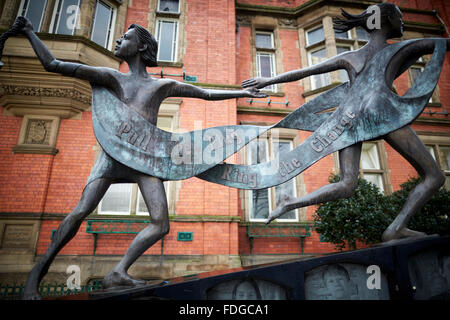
<box><xmin>236</xmin><ymin>0</ymin><xmax>444</xmax><ymax>34</ymax></box>
<box><xmin>0</xmin><ymin>85</ymin><xmax>91</xmax><ymax>105</ymax></box>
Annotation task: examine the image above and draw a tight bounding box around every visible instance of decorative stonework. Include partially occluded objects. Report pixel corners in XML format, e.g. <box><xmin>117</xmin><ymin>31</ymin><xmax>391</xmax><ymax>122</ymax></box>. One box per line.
<box><xmin>13</xmin><ymin>115</ymin><xmax>60</xmax><ymax>155</ymax></box>
<box><xmin>24</xmin><ymin>119</ymin><xmax>52</xmax><ymax>145</ymax></box>
<box><xmin>278</xmin><ymin>18</ymin><xmax>298</xmax><ymax>28</ymax></box>
<box><xmin>0</xmin><ymin>85</ymin><xmax>92</xmax><ymax>105</ymax></box>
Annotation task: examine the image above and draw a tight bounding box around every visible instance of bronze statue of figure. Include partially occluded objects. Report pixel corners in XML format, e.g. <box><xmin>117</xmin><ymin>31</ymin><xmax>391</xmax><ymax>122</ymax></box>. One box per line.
<box><xmin>242</xmin><ymin>3</ymin><xmax>449</xmax><ymax>241</ymax></box>
<box><xmin>5</xmin><ymin>17</ymin><xmax>266</xmax><ymax>300</ymax></box>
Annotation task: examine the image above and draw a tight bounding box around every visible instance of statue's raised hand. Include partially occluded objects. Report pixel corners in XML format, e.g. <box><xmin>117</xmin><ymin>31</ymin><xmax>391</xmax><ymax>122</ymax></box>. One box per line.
<box><xmin>245</xmin><ymin>87</ymin><xmax>268</xmax><ymax>98</ymax></box>
<box><xmin>242</xmin><ymin>77</ymin><xmax>270</xmax><ymax>90</ymax></box>
<box><xmin>12</xmin><ymin>16</ymin><xmax>33</xmax><ymax>34</ymax></box>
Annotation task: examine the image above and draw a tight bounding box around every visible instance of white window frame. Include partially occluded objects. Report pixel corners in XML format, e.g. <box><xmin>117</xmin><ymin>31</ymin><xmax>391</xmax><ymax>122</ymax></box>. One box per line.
<box><xmin>255</xmin><ymin>31</ymin><xmax>274</xmax><ymax>49</ymax></box>
<box><xmin>334</xmin><ymin>29</ymin><xmax>352</xmax><ymax>40</ymax></box>
<box><xmin>248</xmin><ymin>138</ymin><xmax>271</xmax><ymax>222</ymax></box>
<box><xmin>156</xmin><ymin>18</ymin><xmax>179</xmax><ymax>62</ymax></box>
<box><xmin>307</xmin><ymin>46</ymin><xmax>331</xmax><ymax>90</ymax></box>
<box><xmin>157</xmin><ymin>0</ymin><xmax>180</xmax><ymax>14</ymax></box>
<box><xmin>256</xmin><ymin>52</ymin><xmax>276</xmax><ymax>92</ymax></box>
<box><xmin>98</xmin><ymin>183</ymin><xmax>133</xmax><ymax>215</ymax></box>
<box><xmin>90</xmin><ymin>0</ymin><xmax>117</xmax><ymax>50</ymax></box>
<box><xmin>360</xmin><ymin>142</ymin><xmax>385</xmax><ymax>193</ymax></box>
<box><xmin>272</xmin><ymin>139</ymin><xmax>299</xmax><ymax>222</ymax></box>
<box><xmin>49</xmin><ymin>0</ymin><xmax>81</xmax><ymax>36</ymax></box>
<box><xmin>98</xmin><ymin>116</ymin><xmax>174</xmax><ymax>215</ymax></box>
<box><xmin>18</xmin><ymin>0</ymin><xmax>48</xmax><ymax>32</ymax></box>
<box><xmin>247</xmin><ymin>136</ymin><xmax>299</xmax><ymax>222</ymax></box>
<box><xmin>306</xmin><ymin>25</ymin><xmax>325</xmax><ymax>46</ymax></box>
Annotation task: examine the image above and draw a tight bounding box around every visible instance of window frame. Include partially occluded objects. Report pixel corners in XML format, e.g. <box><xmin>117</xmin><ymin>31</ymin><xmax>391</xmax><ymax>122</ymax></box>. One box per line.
<box><xmin>307</xmin><ymin>45</ymin><xmax>331</xmax><ymax>90</ymax></box>
<box><xmin>255</xmin><ymin>31</ymin><xmax>275</xmax><ymax>49</ymax></box>
<box><xmin>96</xmin><ymin>113</ymin><xmax>177</xmax><ymax>216</ymax></box>
<box><xmin>90</xmin><ymin>0</ymin><xmax>117</xmax><ymax>50</ymax></box>
<box><xmin>49</xmin><ymin>0</ymin><xmax>82</xmax><ymax>36</ymax></box>
<box><xmin>98</xmin><ymin>183</ymin><xmax>134</xmax><ymax>215</ymax></box>
<box><xmin>245</xmin><ymin>131</ymin><xmax>301</xmax><ymax>223</ymax></box>
<box><xmin>155</xmin><ymin>17</ymin><xmax>179</xmax><ymax>63</ymax></box>
<box><xmin>247</xmin><ymin>137</ymin><xmax>271</xmax><ymax>222</ymax></box>
<box><xmin>305</xmin><ymin>25</ymin><xmax>325</xmax><ymax>47</ymax></box>
<box><xmin>359</xmin><ymin>142</ymin><xmax>387</xmax><ymax>194</ymax></box>
<box><xmin>157</xmin><ymin>0</ymin><xmax>180</xmax><ymax>14</ymax></box>
<box><xmin>17</xmin><ymin>0</ymin><xmax>48</xmax><ymax>32</ymax></box>
<box><xmin>256</xmin><ymin>51</ymin><xmax>277</xmax><ymax>92</ymax></box>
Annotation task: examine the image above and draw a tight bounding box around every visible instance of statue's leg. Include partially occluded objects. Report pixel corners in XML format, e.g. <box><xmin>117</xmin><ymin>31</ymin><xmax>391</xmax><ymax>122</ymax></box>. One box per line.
<box><xmin>382</xmin><ymin>126</ymin><xmax>445</xmax><ymax>242</ymax></box>
<box><xmin>103</xmin><ymin>175</ymin><xmax>169</xmax><ymax>289</ymax></box>
<box><xmin>22</xmin><ymin>178</ymin><xmax>111</xmax><ymax>300</ymax></box>
<box><xmin>266</xmin><ymin>142</ymin><xmax>362</xmax><ymax>224</ymax></box>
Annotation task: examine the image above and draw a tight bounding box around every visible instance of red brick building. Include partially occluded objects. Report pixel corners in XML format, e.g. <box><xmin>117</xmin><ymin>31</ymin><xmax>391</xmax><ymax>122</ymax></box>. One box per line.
<box><xmin>0</xmin><ymin>0</ymin><xmax>449</xmax><ymax>287</ymax></box>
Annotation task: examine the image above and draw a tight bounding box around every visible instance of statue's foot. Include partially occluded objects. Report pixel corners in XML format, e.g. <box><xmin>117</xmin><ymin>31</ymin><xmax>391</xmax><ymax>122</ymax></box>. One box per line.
<box><xmin>382</xmin><ymin>227</ymin><xmax>427</xmax><ymax>243</ymax></box>
<box><xmin>265</xmin><ymin>195</ymin><xmax>295</xmax><ymax>225</ymax></box>
<box><xmin>102</xmin><ymin>271</ymin><xmax>146</xmax><ymax>290</ymax></box>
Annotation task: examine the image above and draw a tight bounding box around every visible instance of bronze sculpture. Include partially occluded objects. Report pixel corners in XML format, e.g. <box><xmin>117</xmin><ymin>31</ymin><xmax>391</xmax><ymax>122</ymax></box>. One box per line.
<box><xmin>0</xmin><ymin>1</ymin><xmax>448</xmax><ymax>300</ymax></box>
<box><xmin>238</xmin><ymin>3</ymin><xmax>449</xmax><ymax>240</ymax></box>
<box><xmin>2</xmin><ymin>17</ymin><xmax>266</xmax><ymax>300</ymax></box>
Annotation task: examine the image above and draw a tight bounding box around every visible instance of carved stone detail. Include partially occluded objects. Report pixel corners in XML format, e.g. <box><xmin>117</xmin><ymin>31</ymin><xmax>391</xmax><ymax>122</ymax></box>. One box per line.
<box><xmin>0</xmin><ymin>85</ymin><xmax>92</xmax><ymax>105</ymax></box>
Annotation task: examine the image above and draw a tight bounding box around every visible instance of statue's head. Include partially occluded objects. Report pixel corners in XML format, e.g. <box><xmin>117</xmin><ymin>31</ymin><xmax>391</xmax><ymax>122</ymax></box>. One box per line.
<box><xmin>333</xmin><ymin>3</ymin><xmax>404</xmax><ymax>39</ymax></box>
<box><xmin>114</xmin><ymin>24</ymin><xmax>158</xmax><ymax>67</ymax></box>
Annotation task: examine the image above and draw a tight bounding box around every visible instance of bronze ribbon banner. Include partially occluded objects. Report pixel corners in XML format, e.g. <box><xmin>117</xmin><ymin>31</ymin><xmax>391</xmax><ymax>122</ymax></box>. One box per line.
<box><xmin>92</xmin><ymin>39</ymin><xmax>446</xmax><ymax>190</ymax></box>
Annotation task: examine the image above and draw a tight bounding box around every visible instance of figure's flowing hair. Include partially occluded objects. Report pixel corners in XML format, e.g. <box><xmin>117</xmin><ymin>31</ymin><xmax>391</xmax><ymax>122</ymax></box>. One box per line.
<box><xmin>128</xmin><ymin>24</ymin><xmax>158</xmax><ymax>67</ymax></box>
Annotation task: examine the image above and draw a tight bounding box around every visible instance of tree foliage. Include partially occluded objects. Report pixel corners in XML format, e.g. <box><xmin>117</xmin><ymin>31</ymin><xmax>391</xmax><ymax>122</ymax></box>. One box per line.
<box><xmin>313</xmin><ymin>175</ymin><xmax>450</xmax><ymax>251</ymax></box>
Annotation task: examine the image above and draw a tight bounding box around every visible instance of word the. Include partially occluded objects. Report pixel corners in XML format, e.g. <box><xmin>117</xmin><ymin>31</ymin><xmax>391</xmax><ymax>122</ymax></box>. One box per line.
<box><xmin>279</xmin><ymin>157</ymin><xmax>301</xmax><ymax>177</ymax></box>
<box><xmin>310</xmin><ymin>110</ymin><xmax>356</xmax><ymax>153</ymax></box>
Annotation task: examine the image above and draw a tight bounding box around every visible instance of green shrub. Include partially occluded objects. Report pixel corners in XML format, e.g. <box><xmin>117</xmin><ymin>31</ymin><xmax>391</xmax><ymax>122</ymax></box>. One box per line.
<box><xmin>385</xmin><ymin>177</ymin><xmax>450</xmax><ymax>236</ymax></box>
<box><xmin>313</xmin><ymin>175</ymin><xmax>450</xmax><ymax>251</ymax></box>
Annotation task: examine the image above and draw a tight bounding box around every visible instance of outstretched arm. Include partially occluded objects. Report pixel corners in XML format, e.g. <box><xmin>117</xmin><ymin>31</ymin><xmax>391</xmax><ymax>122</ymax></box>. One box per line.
<box><xmin>166</xmin><ymin>80</ymin><xmax>267</xmax><ymax>100</ymax></box>
<box><xmin>15</xmin><ymin>17</ymin><xmax>117</xmax><ymax>87</ymax></box>
<box><xmin>242</xmin><ymin>54</ymin><xmax>346</xmax><ymax>89</ymax></box>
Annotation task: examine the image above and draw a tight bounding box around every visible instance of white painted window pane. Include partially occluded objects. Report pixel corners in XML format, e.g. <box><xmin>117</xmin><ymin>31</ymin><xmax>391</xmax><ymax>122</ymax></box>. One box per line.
<box><xmin>248</xmin><ymin>140</ymin><xmax>270</xmax><ymax>220</ymax></box>
<box><xmin>20</xmin><ymin>0</ymin><xmax>47</xmax><ymax>32</ymax></box>
<box><xmin>53</xmin><ymin>0</ymin><xmax>80</xmax><ymax>35</ymax></box>
<box><xmin>158</xmin><ymin>0</ymin><xmax>179</xmax><ymax>13</ymax></box>
<box><xmin>309</xmin><ymin>48</ymin><xmax>330</xmax><ymax>89</ymax></box>
<box><xmin>274</xmin><ymin>141</ymin><xmax>297</xmax><ymax>220</ymax></box>
<box><xmin>256</xmin><ymin>33</ymin><xmax>273</xmax><ymax>48</ymax></box>
<box><xmin>363</xmin><ymin>173</ymin><xmax>384</xmax><ymax>193</ymax></box>
<box><xmin>99</xmin><ymin>183</ymin><xmax>132</xmax><ymax>214</ymax></box>
<box><xmin>257</xmin><ymin>53</ymin><xmax>275</xmax><ymax>91</ymax></box>
<box><xmin>307</xmin><ymin>26</ymin><xmax>324</xmax><ymax>45</ymax></box>
<box><xmin>157</xmin><ymin>20</ymin><xmax>178</xmax><ymax>61</ymax></box>
<box><xmin>91</xmin><ymin>1</ymin><xmax>114</xmax><ymax>48</ymax></box>
<box><xmin>361</xmin><ymin>144</ymin><xmax>380</xmax><ymax>170</ymax></box>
